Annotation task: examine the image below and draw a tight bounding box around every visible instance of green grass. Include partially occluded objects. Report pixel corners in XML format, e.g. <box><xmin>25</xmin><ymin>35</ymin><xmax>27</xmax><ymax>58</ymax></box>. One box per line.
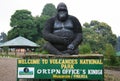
<box><xmin>0</xmin><ymin>54</ymin><xmax>17</xmax><ymax>58</ymax></box>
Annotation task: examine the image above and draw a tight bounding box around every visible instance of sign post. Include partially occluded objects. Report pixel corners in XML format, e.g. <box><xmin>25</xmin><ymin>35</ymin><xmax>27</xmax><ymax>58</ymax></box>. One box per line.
<box><xmin>17</xmin><ymin>54</ymin><xmax>104</xmax><ymax>81</ymax></box>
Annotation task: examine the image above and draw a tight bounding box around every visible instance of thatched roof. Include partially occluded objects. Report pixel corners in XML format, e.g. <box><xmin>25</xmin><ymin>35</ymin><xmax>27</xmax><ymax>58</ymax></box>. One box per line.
<box><xmin>0</xmin><ymin>36</ymin><xmax>40</xmax><ymax>48</ymax></box>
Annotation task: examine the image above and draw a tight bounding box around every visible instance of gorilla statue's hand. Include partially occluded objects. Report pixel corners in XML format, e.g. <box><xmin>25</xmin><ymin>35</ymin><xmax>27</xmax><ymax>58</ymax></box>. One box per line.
<box><xmin>62</xmin><ymin>37</ymin><xmax>70</xmax><ymax>44</ymax></box>
<box><xmin>67</xmin><ymin>44</ymin><xmax>74</xmax><ymax>50</ymax></box>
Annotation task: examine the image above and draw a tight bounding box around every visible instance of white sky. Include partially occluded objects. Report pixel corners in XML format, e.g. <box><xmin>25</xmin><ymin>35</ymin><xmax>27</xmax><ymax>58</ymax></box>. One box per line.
<box><xmin>0</xmin><ymin>0</ymin><xmax>120</xmax><ymax>36</ymax></box>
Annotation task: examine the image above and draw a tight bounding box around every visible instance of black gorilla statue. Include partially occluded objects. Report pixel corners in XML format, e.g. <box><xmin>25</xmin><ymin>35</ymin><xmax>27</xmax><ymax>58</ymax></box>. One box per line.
<box><xmin>42</xmin><ymin>2</ymin><xmax>82</xmax><ymax>55</ymax></box>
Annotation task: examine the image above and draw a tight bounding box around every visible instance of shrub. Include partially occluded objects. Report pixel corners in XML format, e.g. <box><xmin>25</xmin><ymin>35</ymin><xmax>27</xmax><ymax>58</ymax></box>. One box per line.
<box><xmin>79</xmin><ymin>43</ymin><xmax>91</xmax><ymax>54</ymax></box>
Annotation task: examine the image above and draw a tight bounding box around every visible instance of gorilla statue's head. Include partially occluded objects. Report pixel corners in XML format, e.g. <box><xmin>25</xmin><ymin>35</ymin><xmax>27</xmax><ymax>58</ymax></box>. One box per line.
<box><xmin>57</xmin><ymin>2</ymin><xmax>68</xmax><ymax>21</ymax></box>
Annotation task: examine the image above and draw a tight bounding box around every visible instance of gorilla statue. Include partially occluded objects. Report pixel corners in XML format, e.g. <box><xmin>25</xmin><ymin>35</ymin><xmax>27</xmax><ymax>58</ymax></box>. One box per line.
<box><xmin>42</xmin><ymin>2</ymin><xmax>82</xmax><ymax>55</ymax></box>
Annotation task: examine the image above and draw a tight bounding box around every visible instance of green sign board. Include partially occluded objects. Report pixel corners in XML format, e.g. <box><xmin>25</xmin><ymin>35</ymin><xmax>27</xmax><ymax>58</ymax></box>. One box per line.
<box><xmin>17</xmin><ymin>58</ymin><xmax>104</xmax><ymax>80</ymax></box>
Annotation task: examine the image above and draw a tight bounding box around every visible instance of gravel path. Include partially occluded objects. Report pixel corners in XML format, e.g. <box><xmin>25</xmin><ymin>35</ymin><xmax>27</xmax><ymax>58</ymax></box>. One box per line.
<box><xmin>0</xmin><ymin>58</ymin><xmax>120</xmax><ymax>81</ymax></box>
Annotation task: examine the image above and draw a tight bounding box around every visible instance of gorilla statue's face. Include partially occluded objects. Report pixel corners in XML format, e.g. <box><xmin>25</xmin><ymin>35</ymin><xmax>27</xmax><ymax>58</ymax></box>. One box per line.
<box><xmin>57</xmin><ymin>2</ymin><xmax>68</xmax><ymax>21</ymax></box>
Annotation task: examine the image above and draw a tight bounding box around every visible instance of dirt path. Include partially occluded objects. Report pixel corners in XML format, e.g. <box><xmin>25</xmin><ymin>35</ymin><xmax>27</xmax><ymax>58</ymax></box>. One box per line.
<box><xmin>104</xmin><ymin>69</ymin><xmax>120</xmax><ymax>81</ymax></box>
<box><xmin>0</xmin><ymin>58</ymin><xmax>120</xmax><ymax>81</ymax></box>
<box><xmin>105</xmin><ymin>69</ymin><xmax>120</xmax><ymax>78</ymax></box>
<box><xmin>0</xmin><ymin>58</ymin><xmax>17</xmax><ymax>81</ymax></box>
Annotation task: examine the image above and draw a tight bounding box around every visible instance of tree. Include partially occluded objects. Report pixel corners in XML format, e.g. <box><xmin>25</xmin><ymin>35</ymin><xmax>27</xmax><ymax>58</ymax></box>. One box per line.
<box><xmin>33</xmin><ymin>3</ymin><xmax>56</xmax><ymax>41</ymax></box>
<box><xmin>90</xmin><ymin>20</ymin><xmax>100</xmax><ymax>26</ymax></box>
<box><xmin>104</xmin><ymin>43</ymin><xmax>118</xmax><ymax>65</ymax></box>
<box><xmin>10</xmin><ymin>10</ymin><xmax>33</xmax><ymax>28</ymax></box>
<box><xmin>83</xmin><ymin>27</ymin><xmax>104</xmax><ymax>52</ymax></box>
<box><xmin>83</xmin><ymin>20</ymin><xmax>117</xmax><ymax>53</ymax></box>
<box><xmin>93</xmin><ymin>22</ymin><xmax>117</xmax><ymax>47</ymax></box>
<box><xmin>34</xmin><ymin>15</ymin><xmax>50</xmax><ymax>39</ymax></box>
<box><xmin>116</xmin><ymin>36</ymin><xmax>120</xmax><ymax>51</ymax></box>
<box><xmin>0</xmin><ymin>32</ymin><xmax>7</xmax><ymax>43</ymax></box>
<box><xmin>41</xmin><ymin>3</ymin><xmax>57</xmax><ymax>17</ymax></box>
<box><xmin>8</xmin><ymin>3</ymin><xmax>57</xmax><ymax>42</ymax></box>
<box><xmin>8</xmin><ymin>10</ymin><xmax>38</xmax><ymax>41</ymax></box>
<box><xmin>83</xmin><ymin>22</ymin><xmax>90</xmax><ymax>28</ymax></box>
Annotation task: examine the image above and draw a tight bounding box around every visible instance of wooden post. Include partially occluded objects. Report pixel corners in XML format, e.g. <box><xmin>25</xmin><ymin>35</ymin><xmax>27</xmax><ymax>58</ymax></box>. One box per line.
<box><xmin>15</xmin><ymin>48</ymin><xmax>17</xmax><ymax>56</ymax></box>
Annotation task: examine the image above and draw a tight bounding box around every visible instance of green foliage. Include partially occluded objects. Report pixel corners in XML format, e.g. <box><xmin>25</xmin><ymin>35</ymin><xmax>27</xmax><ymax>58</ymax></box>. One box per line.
<box><xmin>39</xmin><ymin>15</ymin><xmax>50</xmax><ymax>30</ymax></box>
<box><xmin>90</xmin><ymin>20</ymin><xmax>100</xmax><ymax>26</ymax></box>
<box><xmin>83</xmin><ymin>22</ymin><xmax>90</xmax><ymax>28</ymax></box>
<box><xmin>40</xmin><ymin>50</ymin><xmax>49</xmax><ymax>54</ymax></box>
<box><xmin>41</xmin><ymin>3</ymin><xmax>57</xmax><ymax>17</ymax></box>
<box><xmin>10</xmin><ymin>10</ymin><xmax>33</xmax><ymax>28</ymax></box>
<box><xmin>83</xmin><ymin>27</ymin><xmax>104</xmax><ymax>52</ymax></box>
<box><xmin>36</xmin><ymin>38</ymin><xmax>48</xmax><ymax>54</ymax></box>
<box><xmin>105</xmin><ymin>44</ymin><xmax>115</xmax><ymax>58</ymax></box>
<box><xmin>36</xmin><ymin>38</ymin><xmax>46</xmax><ymax>48</ymax></box>
<box><xmin>8</xmin><ymin>9</ymin><xmax>38</xmax><ymax>41</ymax></box>
<box><xmin>8</xmin><ymin>3</ymin><xmax>56</xmax><ymax>42</ymax></box>
<box><xmin>83</xmin><ymin>20</ymin><xmax>117</xmax><ymax>53</ymax></box>
<box><xmin>2</xmin><ymin>47</ymin><xmax>9</xmax><ymax>55</ymax></box>
<box><xmin>104</xmin><ymin>43</ymin><xmax>118</xmax><ymax>66</ymax></box>
<box><xmin>79</xmin><ymin>43</ymin><xmax>91</xmax><ymax>54</ymax></box>
<box><xmin>34</xmin><ymin>15</ymin><xmax>50</xmax><ymax>39</ymax></box>
<box><xmin>116</xmin><ymin>36</ymin><xmax>120</xmax><ymax>51</ymax></box>
<box><xmin>0</xmin><ymin>32</ymin><xmax>7</xmax><ymax>42</ymax></box>
<box><xmin>35</xmin><ymin>38</ymin><xmax>49</xmax><ymax>54</ymax></box>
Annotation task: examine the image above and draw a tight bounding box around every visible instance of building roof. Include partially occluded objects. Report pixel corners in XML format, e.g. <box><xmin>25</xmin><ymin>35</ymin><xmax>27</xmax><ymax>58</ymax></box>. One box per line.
<box><xmin>0</xmin><ymin>36</ymin><xmax>40</xmax><ymax>47</ymax></box>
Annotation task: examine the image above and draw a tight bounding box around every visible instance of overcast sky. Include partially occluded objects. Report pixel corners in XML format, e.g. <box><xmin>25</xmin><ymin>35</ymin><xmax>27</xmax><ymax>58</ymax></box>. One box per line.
<box><xmin>0</xmin><ymin>0</ymin><xmax>120</xmax><ymax>36</ymax></box>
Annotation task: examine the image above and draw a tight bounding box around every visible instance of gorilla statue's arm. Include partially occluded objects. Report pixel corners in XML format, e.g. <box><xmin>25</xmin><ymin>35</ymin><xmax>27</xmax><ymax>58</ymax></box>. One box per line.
<box><xmin>42</xmin><ymin>17</ymin><xmax>66</xmax><ymax>44</ymax></box>
<box><xmin>67</xmin><ymin>16</ymin><xmax>82</xmax><ymax>50</ymax></box>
